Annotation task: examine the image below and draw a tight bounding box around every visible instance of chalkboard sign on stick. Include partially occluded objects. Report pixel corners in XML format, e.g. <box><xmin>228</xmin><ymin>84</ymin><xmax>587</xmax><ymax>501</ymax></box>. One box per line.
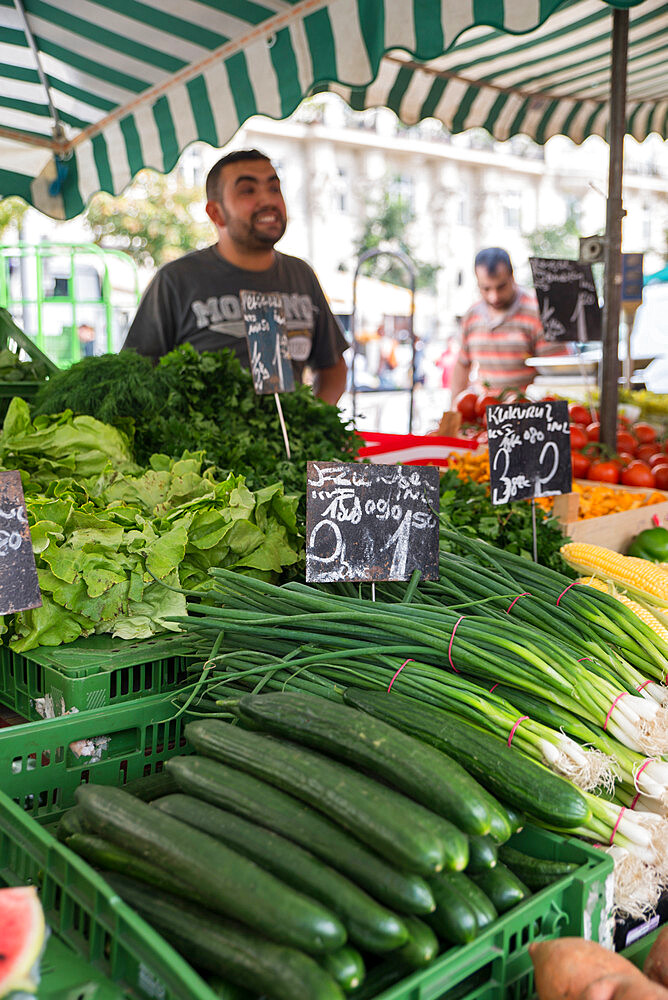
<box><xmin>487</xmin><ymin>400</ymin><xmax>572</xmax><ymax>505</ymax></box>
<box><xmin>306</xmin><ymin>462</ymin><xmax>439</xmax><ymax>583</ymax></box>
<box><xmin>0</xmin><ymin>470</ymin><xmax>41</xmax><ymax>615</ymax></box>
<box><xmin>529</xmin><ymin>258</ymin><xmax>601</xmax><ymax>342</ymax></box>
<box><xmin>240</xmin><ymin>289</ymin><xmax>295</xmax><ymax>395</ymax></box>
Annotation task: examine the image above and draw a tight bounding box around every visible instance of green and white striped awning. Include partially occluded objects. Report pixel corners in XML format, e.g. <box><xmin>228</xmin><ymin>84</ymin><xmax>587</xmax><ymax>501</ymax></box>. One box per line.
<box><xmin>0</xmin><ymin>0</ymin><xmax>662</xmax><ymax>219</ymax></box>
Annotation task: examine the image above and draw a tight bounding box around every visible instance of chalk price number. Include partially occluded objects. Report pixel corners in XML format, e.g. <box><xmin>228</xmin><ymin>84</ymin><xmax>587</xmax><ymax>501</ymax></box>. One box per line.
<box><xmin>487</xmin><ymin>400</ymin><xmax>572</xmax><ymax>505</ymax></box>
<box><xmin>305</xmin><ymin>462</ymin><xmax>439</xmax><ymax>584</ymax></box>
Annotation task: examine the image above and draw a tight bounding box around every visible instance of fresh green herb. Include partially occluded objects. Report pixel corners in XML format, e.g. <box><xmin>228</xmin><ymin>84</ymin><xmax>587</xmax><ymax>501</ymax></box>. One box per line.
<box><xmin>438</xmin><ymin>469</ymin><xmax>568</xmax><ymax>573</ymax></box>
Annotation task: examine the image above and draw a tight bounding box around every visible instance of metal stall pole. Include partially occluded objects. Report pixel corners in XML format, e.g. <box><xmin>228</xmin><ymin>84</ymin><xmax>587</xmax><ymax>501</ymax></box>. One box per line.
<box><xmin>351</xmin><ymin>249</ymin><xmax>417</xmax><ymax>432</ymax></box>
<box><xmin>599</xmin><ymin>9</ymin><xmax>629</xmax><ymax>449</ymax></box>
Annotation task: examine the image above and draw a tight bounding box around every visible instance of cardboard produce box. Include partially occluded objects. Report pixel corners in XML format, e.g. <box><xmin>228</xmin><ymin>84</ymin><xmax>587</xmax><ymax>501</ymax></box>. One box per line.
<box><xmin>553</xmin><ymin>480</ymin><xmax>668</xmax><ymax>552</ymax></box>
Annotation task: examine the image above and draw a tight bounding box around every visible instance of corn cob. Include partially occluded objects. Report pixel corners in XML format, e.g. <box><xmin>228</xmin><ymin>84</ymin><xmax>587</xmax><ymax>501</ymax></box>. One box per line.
<box><xmin>578</xmin><ymin>576</ymin><xmax>668</xmax><ymax>642</ymax></box>
<box><xmin>561</xmin><ymin>543</ymin><xmax>668</xmax><ymax>608</ymax></box>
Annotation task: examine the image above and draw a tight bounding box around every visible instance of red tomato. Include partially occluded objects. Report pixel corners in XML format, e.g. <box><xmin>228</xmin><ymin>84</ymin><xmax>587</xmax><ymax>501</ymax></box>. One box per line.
<box><xmin>616</xmin><ymin>452</ymin><xmax>635</xmax><ymax>468</ymax></box>
<box><xmin>618</xmin><ymin>414</ymin><xmax>631</xmax><ymax>428</ymax></box>
<box><xmin>569</xmin><ymin>403</ymin><xmax>591</xmax><ymax>425</ymax></box>
<box><xmin>475</xmin><ymin>393</ymin><xmax>500</xmax><ymax>420</ymax></box>
<box><xmin>621</xmin><ymin>460</ymin><xmax>655</xmax><ymax>488</ymax></box>
<box><xmin>586</xmin><ymin>421</ymin><xmax>601</xmax><ymax>442</ymax></box>
<box><xmin>636</xmin><ymin>442</ymin><xmax>662</xmax><ymax>463</ymax></box>
<box><xmin>588</xmin><ymin>460</ymin><xmax>620</xmax><ymax>484</ymax></box>
<box><xmin>571</xmin><ymin>451</ymin><xmax>591</xmax><ymax>479</ymax></box>
<box><xmin>653</xmin><ymin>464</ymin><xmax>668</xmax><ymax>491</ymax></box>
<box><xmin>616</xmin><ymin>430</ymin><xmax>637</xmax><ymax>455</ymax></box>
<box><xmin>632</xmin><ymin>422</ymin><xmax>658</xmax><ymax>445</ymax></box>
<box><xmin>570</xmin><ymin>424</ymin><xmax>589</xmax><ymax>451</ymax></box>
<box><xmin>649</xmin><ymin>452</ymin><xmax>668</xmax><ymax>469</ymax></box>
<box><xmin>455</xmin><ymin>391</ymin><xmax>478</xmax><ymax>423</ymax></box>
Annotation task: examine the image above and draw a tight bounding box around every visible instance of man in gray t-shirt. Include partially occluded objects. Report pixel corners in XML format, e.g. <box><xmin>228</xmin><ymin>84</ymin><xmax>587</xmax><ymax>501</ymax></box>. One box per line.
<box><xmin>123</xmin><ymin>149</ymin><xmax>348</xmax><ymax>404</ymax></box>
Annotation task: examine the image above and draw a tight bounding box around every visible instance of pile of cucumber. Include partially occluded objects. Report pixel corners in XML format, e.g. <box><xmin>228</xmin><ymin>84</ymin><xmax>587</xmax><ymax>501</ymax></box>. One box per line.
<box><xmin>59</xmin><ymin>692</ymin><xmax>580</xmax><ymax>1000</ymax></box>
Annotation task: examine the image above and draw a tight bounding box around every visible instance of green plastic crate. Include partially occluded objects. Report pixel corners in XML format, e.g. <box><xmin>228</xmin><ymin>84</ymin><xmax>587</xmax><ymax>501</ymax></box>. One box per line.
<box><xmin>0</xmin><ymin>633</ymin><xmax>194</xmax><ymax>720</ymax></box>
<box><xmin>0</xmin><ymin>695</ymin><xmax>615</xmax><ymax>1000</ymax></box>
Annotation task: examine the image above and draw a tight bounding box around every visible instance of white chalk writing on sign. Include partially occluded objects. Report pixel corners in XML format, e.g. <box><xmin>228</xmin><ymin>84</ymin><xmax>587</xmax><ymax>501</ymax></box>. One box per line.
<box><xmin>0</xmin><ymin>505</ymin><xmax>27</xmax><ymax>557</ymax></box>
<box><xmin>306</xmin><ymin>462</ymin><xmax>439</xmax><ymax>583</ymax></box>
<box><xmin>487</xmin><ymin>400</ymin><xmax>571</xmax><ymax>504</ymax></box>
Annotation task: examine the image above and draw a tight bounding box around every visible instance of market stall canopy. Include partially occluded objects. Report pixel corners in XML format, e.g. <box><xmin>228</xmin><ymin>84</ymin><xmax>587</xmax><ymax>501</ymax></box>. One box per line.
<box><xmin>0</xmin><ymin>0</ymin><xmax>661</xmax><ymax>220</ymax></box>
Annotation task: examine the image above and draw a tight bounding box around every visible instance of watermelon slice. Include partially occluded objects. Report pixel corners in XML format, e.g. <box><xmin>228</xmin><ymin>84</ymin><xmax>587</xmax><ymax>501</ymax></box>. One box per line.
<box><xmin>0</xmin><ymin>886</ymin><xmax>46</xmax><ymax>998</ymax></box>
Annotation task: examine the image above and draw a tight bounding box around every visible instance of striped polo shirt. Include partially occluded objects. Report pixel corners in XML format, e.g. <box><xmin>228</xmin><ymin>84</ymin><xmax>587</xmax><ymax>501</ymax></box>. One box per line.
<box><xmin>459</xmin><ymin>288</ymin><xmax>552</xmax><ymax>392</ymax></box>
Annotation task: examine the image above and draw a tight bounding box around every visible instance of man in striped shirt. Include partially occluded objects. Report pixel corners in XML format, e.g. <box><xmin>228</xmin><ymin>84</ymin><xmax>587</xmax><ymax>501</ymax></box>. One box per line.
<box><xmin>450</xmin><ymin>248</ymin><xmax>558</xmax><ymax>399</ymax></box>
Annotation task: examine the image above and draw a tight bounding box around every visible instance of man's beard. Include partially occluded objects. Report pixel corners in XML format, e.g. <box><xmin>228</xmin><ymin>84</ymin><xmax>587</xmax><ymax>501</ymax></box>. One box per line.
<box><xmin>223</xmin><ymin>209</ymin><xmax>287</xmax><ymax>250</ymax></box>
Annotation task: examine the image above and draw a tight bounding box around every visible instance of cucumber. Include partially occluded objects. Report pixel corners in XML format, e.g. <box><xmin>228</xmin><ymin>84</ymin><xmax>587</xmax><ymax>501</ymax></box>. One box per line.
<box><xmin>75</xmin><ymin>784</ymin><xmax>346</xmax><ymax>955</ymax></box>
<box><xmin>165</xmin><ymin>755</ymin><xmax>434</xmax><ymax>915</ymax></box>
<box><xmin>153</xmin><ymin>793</ymin><xmax>408</xmax><ymax>953</ymax></box>
<box><xmin>471</xmin><ymin>862</ymin><xmax>529</xmax><ymax>913</ymax></box>
<box><xmin>107</xmin><ymin>874</ymin><xmax>344</xmax><ymax>1000</ymax></box>
<box><xmin>427</xmin><ymin>874</ymin><xmax>478</xmax><ymax>946</ymax></box>
<box><xmin>347</xmin><ymin>961</ymin><xmax>405</xmax><ymax>1000</ymax></box>
<box><xmin>431</xmin><ymin>872</ymin><xmax>497</xmax><ymax>934</ymax></box>
<box><xmin>321</xmin><ymin>948</ymin><xmax>365</xmax><ymax>993</ymax></box>
<box><xmin>237</xmin><ymin>692</ymin><xmax>494</xmax><ymax>836</ymax></box>
<box><xmin>466</xmin><ymin>835</ymin><xmax>498</xmax><ymax>873</ymax></box>
<box><xmin>56</xmin><ymin>806</ymin><xmax>86</xmax><ymax>843</ymax></box>
<box><xmin>342</xmin><ymin>689</ymin><xmax>591</xmax><ymax>831</ymax></box>
<box><xmin>185</xmin><ymin>719</ymin><xmax>463</xmax><ymax>875</ymax></box>
<box><xmin>497</xmin><ymin>844</ymin><xmax>579</xmax><ymax>890</ymax></box>
<box><xmin>394</xmin><ymin>917</ymin><xmax>439</xmax><ymax>968</ymax></box>
<box><xmin>499</xmin><ymin>804</ymin><xmax>525</xmax><ymax>835</ymax></box>
<box><xmin>123</xmin><ymin>768</ymin><xmax>179</xmax><ymax>801</ymax></box>
<box><xmin>206</xmin><ymin>979</ymin><xmax>256</xmax><ymax>1000</ymax></box>
<box><xmin>66</xmin><ymin>832</ymin><xmax>211</xmax><ymax>903</ymax></box>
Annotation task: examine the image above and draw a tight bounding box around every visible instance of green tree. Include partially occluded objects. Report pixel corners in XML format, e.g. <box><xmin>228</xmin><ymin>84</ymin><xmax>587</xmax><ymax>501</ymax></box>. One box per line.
<box><xmin>354</xmin><ymin>183</ymin><xmax>439</xmax><ymax>291</ymax></box>
<box><xmin>85</xmin><ymin>170</ymin><xmax>212</xmax><ymax>269</ymax></box>
<box><xmin>524</xmin><ymin>207</ymin><xmax>582</xmax><ymax>259</ymax></box>
<box><xmin>0</xmin><ymin>197</ymin><xmax>29</xmax><ymax>240</ymax></box>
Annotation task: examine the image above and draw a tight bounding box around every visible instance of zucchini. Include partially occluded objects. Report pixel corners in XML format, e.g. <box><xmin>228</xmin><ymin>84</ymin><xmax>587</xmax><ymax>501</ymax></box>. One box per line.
<box><xmin>107</xmin><ymin>874</ymin><xmax>344</xmax><ymax>1000</ymax></box>
<box><xmin>123</xmin><ymin>768</ymin><xmax>179</xmax><ymax>801</ymax></box>
<box><xmin>237</xmin><ymin>692</ymin><xmax>494</xmax><ymax>836</ymax></box>
<box><xmin>497</xmin><ymin>844</ymin><xmax>579</xmax><ymax>890</ymax></box>
<box><xmin>75</xmin><ymin>784</ymin><xmax>346</xmax><ymax>955</ymax></box>
<box><xmin>185</xmin><ymin>719</ymin><xmax>463</xmax><ymax>875</ymax></box>
<box><xmin>321</xmin><ymin>948</ymin><xmax>365</xmax><ymax>993</ymax></box>
<box><xmin>342</xmin><ymin>689</ymin><xmax>591</xmax><ymax>831</ymax></box>
<box><xmin>471</xmin><ymin>862</ymin><xmax>529</xmax><ymax>914</ymax></box>
<box><xmin>165</xmin><ymin>755</ymin><xmax>434</xmax><ymax>915</ymax></box>
<box><xmin>153</xmin><ymin>793</ymin><xmax>408</xmax><ymax>953</ymax></box>
<box><xmin>466</xmin><ymin>835</ymin><xmax>498</xmax><ymax>873</ymax></box>
<box><xmin>431</xmin><ymin>872</ymin><xmax>497</xmax><ymax>934</ymax></box>
<box><xmin>394</xmin><ymin>917</ymin><xmax>439</xmax><ymax>968</ymax></box>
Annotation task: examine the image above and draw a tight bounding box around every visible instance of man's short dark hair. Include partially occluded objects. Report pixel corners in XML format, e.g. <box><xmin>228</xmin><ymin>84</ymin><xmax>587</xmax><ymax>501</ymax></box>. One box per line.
<box><xmin>205</xmin><ymin>149</ymin><xmax>271</xmax><ymax>202</ymax></box>
<box><xmin>475</xmin><ymin>248</ymin><xmax>513</xmax><ymax>276</ymax></box>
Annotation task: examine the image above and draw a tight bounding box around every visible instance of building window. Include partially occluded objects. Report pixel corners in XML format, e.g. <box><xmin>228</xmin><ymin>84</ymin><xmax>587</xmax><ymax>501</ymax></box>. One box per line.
<box><xmin>502</xmin><ymin>191</ymin><xmax>522</xmax><ymax>230</ymax></box>
<box><xmin>641</xmin><ymin>202</ymin><xmax>652</xmax><ymax>246</ymax></box>
<box><xmin>335</xmin><ymin>167</ymin><xmax>348</xmax><ymax>213</ymax></box>
<box><xmin>390</xmin><ymin>174</ymin><xmax>415</xmax><ymax>215</ymax></box>
<box><xmin>457</xmin><ymin>190</ymin><xmax>469</xmax><ymax>226</ymax></box>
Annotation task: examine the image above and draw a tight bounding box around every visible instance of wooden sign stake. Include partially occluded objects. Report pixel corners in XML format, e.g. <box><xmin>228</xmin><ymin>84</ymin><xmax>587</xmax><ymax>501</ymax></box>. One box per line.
<box><xmin>531</xmin><ymin>498</ymin><xmax>538</xmax><ymax>563</ymax></box>
<box><xmin>274</xmin><ymin>392</ymin><xmax>291</xmax><ymax>460</ymax></box>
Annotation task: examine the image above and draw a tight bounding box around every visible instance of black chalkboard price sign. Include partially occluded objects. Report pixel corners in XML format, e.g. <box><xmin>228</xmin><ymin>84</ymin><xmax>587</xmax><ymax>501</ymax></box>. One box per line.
<box><xmin>306</xmin><ymin>462</ymin><xmax>439</xmax><ymax>583</ymax></box>
<box><xmin>487</xmin><ymin>399</ymin><xmax>572</xmax><ymax>505</ymax></box>
<box><xmin>240</xmin><ymin>289</ymin><xmax>295</xmax><ymax>395</ymax></box>
<box><xmin>0</xmin><ymin>470</ymin><xmax>41</xmax><ymax>615</ymax></box>
<box><xmin>529</xmin><ymin>258</ymin><xmax>601</xmax><ymax>342</ymax></box>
